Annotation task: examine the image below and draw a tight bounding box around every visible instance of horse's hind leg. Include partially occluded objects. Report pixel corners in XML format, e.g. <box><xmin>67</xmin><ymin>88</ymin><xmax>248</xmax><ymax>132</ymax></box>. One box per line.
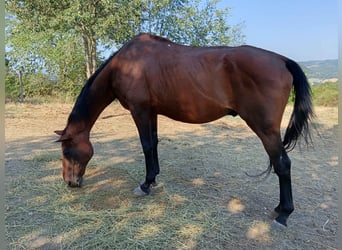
<box><xmin>245</xmin><ymin>119</ymin><xmax>294</xmax><ymax>227</ymax></box>
<box><xmin>272</xmin><ymin>149</ymin><xmax>293</xmax><ymax>227</ymax></box>
<box><xmin>261</xmin><ymin>132</ymin><xmax>293</xmax><ymax>227</ymax></box>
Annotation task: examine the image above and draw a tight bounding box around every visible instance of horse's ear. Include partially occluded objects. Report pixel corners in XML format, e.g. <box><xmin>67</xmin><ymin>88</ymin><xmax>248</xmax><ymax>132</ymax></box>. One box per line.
<box><xmin>54</xmin><ymin>130</ymin><xmax>63</xmax><ymax>136</ymax></box>
<box><xmin>54</xmin><ymin>130</ymin><xmax>71</xmax><ymax>142</ymax></box>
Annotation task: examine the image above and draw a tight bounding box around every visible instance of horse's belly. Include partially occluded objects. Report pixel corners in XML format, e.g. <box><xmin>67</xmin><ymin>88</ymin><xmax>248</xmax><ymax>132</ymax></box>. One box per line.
<box><xmin>157</xmin><ymin>100</ymin><xmax>231</xmax><ymax>124</ymax></box>
<box><xmin>151</xmin><ymin>77</ymin><xmax>235</xmax><ymax>123</ymax></box>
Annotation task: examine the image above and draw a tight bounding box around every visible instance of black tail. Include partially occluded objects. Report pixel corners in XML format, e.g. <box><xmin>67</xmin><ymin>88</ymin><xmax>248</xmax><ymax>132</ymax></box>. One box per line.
<box><xmin>283</xmin><ymin>59</ymin><xmax>314</xmax><ymax>151</ymax></box>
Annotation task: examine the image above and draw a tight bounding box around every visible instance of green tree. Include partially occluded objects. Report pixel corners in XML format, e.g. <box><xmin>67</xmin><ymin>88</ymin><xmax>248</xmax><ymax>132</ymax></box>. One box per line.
<box><xmin>4</xmin><ymin>56</ymin><xmax>19</xmax><ymax>101</ymax></box>
<box><xmin>140</xmin><ymin>0</ymin><xmax>244</xmax><ymax>46</ymax></box>
<box><xmin>180</xmin><ymin>0</ymin><xmax>244</xmax><ymax>46</ymax></box>
<box><xmin>6</xmin><ymin>0</ymin><xmax>142</xmax><ymax>78</ymax></box>
<box><xmin>6</xmin><ymin>0</ymin><xmax>244</xmax><ymax>99</ymax></box>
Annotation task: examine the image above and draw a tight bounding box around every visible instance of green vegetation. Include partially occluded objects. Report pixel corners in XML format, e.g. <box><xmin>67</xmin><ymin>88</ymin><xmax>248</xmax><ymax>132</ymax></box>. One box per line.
<box><xmin>5</xmin><ymin>0</ymin><xmax>244</xmax><ymax>102</ymax></box>
<box><xmin>311</xmin><ymin>82</ymin><xmax>338</xmax><ymax>107</ymax></box>
<box><xmin>288</xmin><ymin>81</ymin><xmax>338</xmax><ymax>107</ymax></box>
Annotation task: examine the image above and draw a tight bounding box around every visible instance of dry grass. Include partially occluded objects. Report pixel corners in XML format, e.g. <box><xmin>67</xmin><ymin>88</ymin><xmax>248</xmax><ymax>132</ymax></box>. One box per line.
<box><xmin>5</xmin><ymin>102</ymin><xmax>338</xmax><ymax>249</ymax></box>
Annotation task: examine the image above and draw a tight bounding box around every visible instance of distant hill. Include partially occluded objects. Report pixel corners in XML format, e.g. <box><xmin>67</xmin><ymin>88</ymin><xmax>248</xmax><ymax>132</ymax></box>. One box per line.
<box><xmin>299</xmin><ymin>59</ymin><xmax>338</xmax><ymax>85</ymax></box>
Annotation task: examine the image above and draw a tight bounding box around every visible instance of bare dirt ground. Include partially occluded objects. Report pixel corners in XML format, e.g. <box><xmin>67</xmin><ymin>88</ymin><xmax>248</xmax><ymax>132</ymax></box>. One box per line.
<box><xmin>5</xmin><ymin>102</ymin><xmax>338</xmax><ymax>249</ymax></box>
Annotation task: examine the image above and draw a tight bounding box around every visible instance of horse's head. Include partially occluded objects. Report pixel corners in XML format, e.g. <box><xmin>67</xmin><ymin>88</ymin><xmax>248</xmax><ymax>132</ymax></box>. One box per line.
<box><xmin>55</xmin><ymin>129</ymin><xmax>93</xmax><ymax>187</ymax></box>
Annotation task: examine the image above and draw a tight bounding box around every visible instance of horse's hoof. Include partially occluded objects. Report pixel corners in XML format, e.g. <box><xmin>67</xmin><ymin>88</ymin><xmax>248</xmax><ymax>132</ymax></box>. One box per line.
<box><xmin>271</xmin><ymin>220</ymin><xmax>287</xmax><ymax>231</ymax></box>
<box><xmin>133</xmin><ymin>186</ymin><xmax>149</xmax><ymax>196</ymax></box>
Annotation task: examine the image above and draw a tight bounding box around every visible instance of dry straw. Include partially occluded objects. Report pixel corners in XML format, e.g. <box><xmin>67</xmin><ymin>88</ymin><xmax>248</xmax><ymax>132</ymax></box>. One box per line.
<box><xmin>5</xmin><ymin>103</ymin><xmax>338</xmax><ymax>249</ymax></box>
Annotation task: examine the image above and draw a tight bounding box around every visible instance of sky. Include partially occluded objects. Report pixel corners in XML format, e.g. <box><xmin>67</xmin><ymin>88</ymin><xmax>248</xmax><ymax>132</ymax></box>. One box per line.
<box><xmin>220</xmin><ymin>0</ymin><xmax>338</xmax><ymax>61</ymax></box>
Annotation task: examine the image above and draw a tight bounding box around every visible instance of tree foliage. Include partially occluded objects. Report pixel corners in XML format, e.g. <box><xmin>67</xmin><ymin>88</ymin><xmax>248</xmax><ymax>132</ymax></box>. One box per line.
<box><xmin>5</xmin><ymin>0</ymin><xmax>245</xmax><ymax>101</ymax></box>
<box><xmin>139</xmin><ymin>0</ymin><xmax>244</xmax><ymax>46</ymax></box>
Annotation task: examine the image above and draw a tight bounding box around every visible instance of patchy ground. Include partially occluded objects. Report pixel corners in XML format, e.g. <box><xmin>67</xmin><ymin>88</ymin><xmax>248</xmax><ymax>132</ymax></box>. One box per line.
<box><xmin>5</xmin><ymin>102</ymin><xmax>338</xmax><ymax>249</ymax></box>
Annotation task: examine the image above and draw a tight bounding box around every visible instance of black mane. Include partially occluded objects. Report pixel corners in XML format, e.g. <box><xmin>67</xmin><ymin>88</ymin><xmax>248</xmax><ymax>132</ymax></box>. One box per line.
<box><xmin>67</xmin><ymin>51</ymin><xmax>119</xmax><ymax>124</ymax></box>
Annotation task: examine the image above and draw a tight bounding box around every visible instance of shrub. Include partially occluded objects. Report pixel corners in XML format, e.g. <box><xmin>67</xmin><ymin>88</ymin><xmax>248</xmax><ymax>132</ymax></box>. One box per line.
<box><xmin>311</xmin><ymin>82</ymin><xmax>338</xmax><ymax>106</ymax></box>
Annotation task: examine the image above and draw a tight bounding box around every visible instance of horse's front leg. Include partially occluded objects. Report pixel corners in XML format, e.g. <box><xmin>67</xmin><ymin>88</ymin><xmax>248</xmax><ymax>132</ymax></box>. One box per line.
<box><xmin>131</xmin><ymin>109</ymin><xmax>159</xmax><ymax>195</ymax></box>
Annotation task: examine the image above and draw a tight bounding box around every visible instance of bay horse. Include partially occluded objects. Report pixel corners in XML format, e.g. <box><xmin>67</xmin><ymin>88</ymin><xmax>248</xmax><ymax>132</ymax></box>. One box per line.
<box><xmin>55</xmin><ymin>33</ymin><xmax>313</xmax><ymax>228</ymax></box>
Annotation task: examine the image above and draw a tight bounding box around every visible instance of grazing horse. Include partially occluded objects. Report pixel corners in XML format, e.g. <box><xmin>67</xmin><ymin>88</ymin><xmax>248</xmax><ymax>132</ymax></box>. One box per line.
<box><xmin>55</xmin><ymin>33</ymin><xmax>313</xmax><ymax>227</ymax></box>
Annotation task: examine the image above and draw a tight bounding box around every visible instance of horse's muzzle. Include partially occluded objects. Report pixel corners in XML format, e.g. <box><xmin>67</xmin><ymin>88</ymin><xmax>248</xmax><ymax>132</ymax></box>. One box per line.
<box><xmin>67</xmin><ymin>176</ymin><xmax>83</xmax><ymax>187</ymax></box>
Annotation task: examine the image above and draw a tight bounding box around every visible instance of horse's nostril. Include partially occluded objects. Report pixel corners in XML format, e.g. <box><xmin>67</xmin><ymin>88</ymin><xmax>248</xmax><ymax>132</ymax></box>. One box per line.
<box><xmin>77</xmin><ymin>177</ymin><xmax>83</xmax><ymax>187</ymax></box>
<box><xmin>67</xmin><ymin>180</ymin><xmax>79</xmax><ymax>187</ymax></box>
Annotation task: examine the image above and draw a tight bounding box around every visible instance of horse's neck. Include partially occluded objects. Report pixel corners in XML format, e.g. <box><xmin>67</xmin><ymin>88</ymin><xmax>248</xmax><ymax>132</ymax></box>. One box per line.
<box><xmin>67</xmin><ymin>73</ymin><xmax>115</xmax><ymax>135</ymax></box>
<box><xmin>84</xmin><ymin>90</ymin><xmax>115</xmax><ymax>132</ymax></box>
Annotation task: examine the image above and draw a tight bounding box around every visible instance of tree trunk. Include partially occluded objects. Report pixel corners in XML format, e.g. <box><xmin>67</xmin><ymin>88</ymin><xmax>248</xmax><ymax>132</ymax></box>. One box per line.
<box><xmin>18</xmin><ymin>69</ymin><xmax>23</xmax><ymax>103</ymax></box>
<box><xmin>90</xmin><ymin>36</ymin><xmax>97</xmax><ymax>75</ymax></box>
<box><xmin>81</xmin><ymin>27</ymin><xmax>97</xmax><ymax>79</ymax></box>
